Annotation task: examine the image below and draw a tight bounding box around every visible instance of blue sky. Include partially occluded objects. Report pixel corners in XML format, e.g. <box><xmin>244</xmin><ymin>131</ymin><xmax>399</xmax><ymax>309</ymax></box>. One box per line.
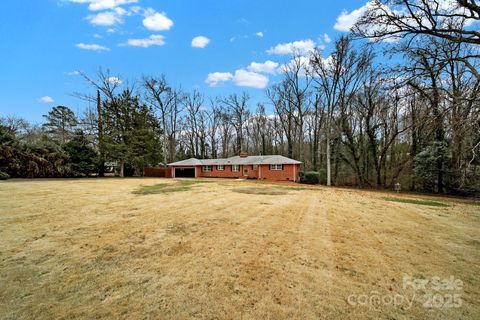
<box><xmin>0</xmin><ymin>0</ymin><xmax>367</xmax><ymax>122</ymax></box>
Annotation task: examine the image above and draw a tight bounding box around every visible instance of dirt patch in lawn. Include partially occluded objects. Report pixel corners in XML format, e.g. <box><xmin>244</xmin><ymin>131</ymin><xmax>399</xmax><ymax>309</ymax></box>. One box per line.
<box><xmin>133</xmin><ymin>179</ymin><xmax>215</xmax><ymax>195</ymax></box>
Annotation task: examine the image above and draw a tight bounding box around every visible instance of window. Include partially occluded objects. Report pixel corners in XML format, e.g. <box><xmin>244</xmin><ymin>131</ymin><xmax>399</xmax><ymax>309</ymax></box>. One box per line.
<box><xmin>252</xmin><ymin>165</ymin><xmax>258</xmax><ymax>170</ymax></box>
<box><xmin>270</xmin><ymin>164</ymin><xmax>283</xmax><ymax>170</ymax></box>
<box><xmin>217</xmin><ymin>165</ymin><xmax>224</xmax><ymax>171</ymax></box>
<box><xmin>202</xmin><ymin>165</ymin><xmax>212</xmax><ymax>172</ymax></box>
<box><xmin>232</xmin><ymin>165</ymin><xmax>240</xmax><ymax>172</ymax></box>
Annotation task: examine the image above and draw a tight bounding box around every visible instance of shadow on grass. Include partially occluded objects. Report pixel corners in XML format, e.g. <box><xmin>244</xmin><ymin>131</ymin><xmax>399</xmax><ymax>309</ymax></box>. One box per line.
<box><xmin>383</xmin><ymin>197</ymin><xmax>450</xmax><ymax>207</ymax></box>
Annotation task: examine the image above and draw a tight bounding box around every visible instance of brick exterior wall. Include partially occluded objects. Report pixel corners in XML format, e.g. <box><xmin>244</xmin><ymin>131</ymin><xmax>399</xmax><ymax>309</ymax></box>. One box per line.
<box><xmin>171</xmin><ymin>163</ymin><xmax>301</xmax><ymax>181</ymax></box>
<box><xmin>200</xmin><ymin>165</ymin><xmax>245</xmax><ymax>178</ymax></box>
<box><xmin>257</xmin><ymin>164</ymin><xmax>300</xmax><ymax>181</ymax></box>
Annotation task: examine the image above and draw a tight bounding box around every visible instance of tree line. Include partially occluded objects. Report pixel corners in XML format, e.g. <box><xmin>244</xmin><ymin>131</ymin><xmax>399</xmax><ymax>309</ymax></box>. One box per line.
<box><xmin>1</xmin><ymin>0</ymin><xmax>479</xmax><ymax>194</ymax></box>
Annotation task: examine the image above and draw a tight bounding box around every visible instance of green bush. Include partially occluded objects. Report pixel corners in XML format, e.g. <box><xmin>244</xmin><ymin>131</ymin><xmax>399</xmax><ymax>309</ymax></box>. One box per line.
<box><xmin>300</xmin><ymin>171</ymin><xmax>320</xmax><ymax>184</ymax></box>
<box><xmin>317</xmin><ymin>168</ymin><xmax>327</xmax><ymax>184</ymax></box>
<box><xmin>0</xmin><ymin>171</ymin><xmax>10</xmax><ymax>180</ymax></box>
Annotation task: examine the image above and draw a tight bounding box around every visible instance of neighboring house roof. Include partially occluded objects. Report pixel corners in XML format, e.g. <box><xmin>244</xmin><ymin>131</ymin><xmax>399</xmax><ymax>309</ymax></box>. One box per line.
<box><xmin>168</xmin><ymin>155</ymin><xmax>301</xmax><ymax>166</ymax></box>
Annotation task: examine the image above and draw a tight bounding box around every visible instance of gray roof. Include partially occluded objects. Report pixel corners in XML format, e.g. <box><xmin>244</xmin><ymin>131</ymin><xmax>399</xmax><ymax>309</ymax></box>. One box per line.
<box><xmin>168</xmin><ymin>155</ymin><xmax>301</xmax><ymax>166</ymax></box>
<box><xmin>167</xmin><ymin>158</ymin><xmax>203</xmax><ymax>166</ymax></box>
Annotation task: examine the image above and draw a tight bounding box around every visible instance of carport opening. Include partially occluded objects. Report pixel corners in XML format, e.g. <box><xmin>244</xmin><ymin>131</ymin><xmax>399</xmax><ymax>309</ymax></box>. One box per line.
<box><xmin>175</xmin><ymin>167</ymin><xmax>195</xmax><ymax>178</ymax></box>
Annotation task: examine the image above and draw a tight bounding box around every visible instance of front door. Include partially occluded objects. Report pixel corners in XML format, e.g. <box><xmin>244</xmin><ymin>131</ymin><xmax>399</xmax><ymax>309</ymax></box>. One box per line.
<box><xmin>243</xmin><ymin>166</ymin><xmax>248</xmax><ymax>176</ymax></box>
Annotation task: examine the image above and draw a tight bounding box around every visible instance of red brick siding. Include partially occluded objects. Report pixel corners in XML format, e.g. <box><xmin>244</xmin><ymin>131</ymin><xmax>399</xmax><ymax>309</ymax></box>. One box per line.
<box><xmin>258</xmin><ymin>164</ymin><xmax>300</xmax><ymax>181</ymax></box>
<box><xmin>199</xmin><ymin>165</ymin><xmax>245</xmax><ymax>178</ymax></box>
<box><xmin>171</xmin><ymin>163</ymin><xmax>300</xmax><ymax>181</ymax></box>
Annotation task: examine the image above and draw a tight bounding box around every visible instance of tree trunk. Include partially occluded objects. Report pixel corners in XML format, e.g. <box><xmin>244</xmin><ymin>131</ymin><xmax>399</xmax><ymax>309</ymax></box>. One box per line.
<box><xmin>326</xmin><ymin>130</ymin><xmax>331</xmax><ymax>186</ymax></box>
<box><xmin>97</xmin><ymin>90</ymin><xmax>105</xmax><ymax>177</ymax></box>
<box><xmin>410</xmin><ymin>96</ymin><xmax>417</xmax><ymax>191</ymax></box>
<box><xmin>119</xmin><ymin>161</ymin><xmax>125</xmax><ymax>177</ymax></box>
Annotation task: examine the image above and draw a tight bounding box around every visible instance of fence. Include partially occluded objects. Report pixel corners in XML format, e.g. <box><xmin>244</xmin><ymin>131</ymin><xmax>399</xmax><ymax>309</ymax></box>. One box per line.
<box><xmin>144</xmin><ymin>167</ymin><xmax>171</xmax><ymax>178</ymax></box>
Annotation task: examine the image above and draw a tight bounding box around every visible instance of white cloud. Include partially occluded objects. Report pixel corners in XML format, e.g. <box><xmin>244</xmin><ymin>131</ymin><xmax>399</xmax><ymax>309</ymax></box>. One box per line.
<box><xmin>206</xmin><ymin>67</ymin><xmax>270</xmax><ymax>89</ymax></box>
<box><xmin>191</xmin><ymin>36</ymin><xmax>210</xmax><ymax>48</ymax></box>
<box><xmin>86</xmin><ymin>7</ymin><xmax>128</xmax><ymax>26</ymax></box>
<box><xmin>89</xmin><ymin>0</ymin><xmax>137</xmax><ymax>11</ymax></box>
<box><xmin>143</xmin><ymin>8</ymin><xmax>174</xmax><ymax>31</ymax></box>
<box><xmin>106</xmin><ymin>76</ymin><xmax>122</xmax><ymax>85</ymax></box>
<box><xmin>76</xmin><ymin>43</ymin><xmax>110</xmax><ymax>51</ymax></box>
<box><xmin>336</xmin><ymin>1</ymin><xmax>404</xmax><ymax>42</ymax></box>
<box><xmin>278</xmin><ymin>56</ymin><xmax>313</xmax><ymax>76</ymax></box>
<box><xmin>124</xmin><ymin>34</ymin><xmax>166</xmax><ymax>47</ymax></box>
<box><xmin>233</xmin><ymin>69</ymin><xmax>269</xmax><ymax>89</ymax></box>
<box><xmin>256</xmin><ymin>31</ymin><xmax>264</xmax><ymax>37</ymax></box>
<box><xmin>93</xmin><ymin>33</ymin><xmax>102</xmax><ymax>38</ymax></box>
<box><xmin>205</xmin><ymin>72</ymin><xmax>233</xmax><ymax>87</ymax></box>
<box><xmin>39</xmin><ymin>96</ymin><xmax>54</xmax><ymax>103</ymax></box>
<box><xmin>68</xmin><ymin>0</ymin><xmax>138</xmax><ymax>11</ymax></box>
<box><xmin>323</xmin><ymin>33</ymin><xmax>331</xmax><ymax>43</ymax></box>
<box><xmin>67</xmin><ymin>70</ymin><xmax>81</xmax><ymax>76</ymax></box>
<box><xmin>267</xmin><ymin>39</ymin><xmax>316</xmax><ymax>55</ymax></box>
<box><xmin>334</xmin><ymin>2</ymin><xmax>370</xmax><ymax>32</ymax></box>
<box><xmin>247</xmin><ymin>60</ymin><xmax>279</xmax><ymax>75</ymax></box>
<box><xmin>323</xmin><ymin>55</ymin><xmax>334</xmax><ymax>68</ymax></box>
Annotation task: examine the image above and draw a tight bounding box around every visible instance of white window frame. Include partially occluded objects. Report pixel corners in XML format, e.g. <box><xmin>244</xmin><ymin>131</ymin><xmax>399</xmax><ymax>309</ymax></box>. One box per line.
<box><xmin>232</xmin><ymin>165</ymin><xmax>240</xmax><ymax>172</ymax></box>
<box><xmin>270</xmin><ymin>164</ymin><xmax>283</xmax><ymax>171</ymax></box>
<box><xmin>202</xmin><ymin>165</ymin><xmax>212</xmax><ymax>172</ymax></box>
<box><xmin>217</xmin><ymin>165</ymin><xmax>224</xmax><ymax>171</ymax></box>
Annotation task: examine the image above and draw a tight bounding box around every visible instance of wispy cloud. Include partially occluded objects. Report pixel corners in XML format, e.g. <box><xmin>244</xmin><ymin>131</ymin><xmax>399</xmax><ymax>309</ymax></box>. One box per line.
<box><xmin>76</xmin><ymin>43</ymin><xmax>110</xmax><ymax>51</ymax></box>
<box><xmin>106</xmin><ymin>76</ymin><xmax>122</xmax><ymax>85</ymax></box>
<box><xmin>323</xmin><ymin>33</ymin><xmax>331</xmax><ymax>43</ymax></box>
<box><xmin>123</xmin><ymin>34</ymin><xmax>166</xmax><ymax>47</ymax></box>
<box><xmin>86</xmin><ymin>7</ymin><xmax>128</xmax><ymax>26</ymax></box>
<box><xmin>39</xmin><ymin>96</ymin><xmax>54</xmax><ymax>103</ymax></box>
<box><xmin>67</xmin><ymin>0</ymin><xmax>138</xmax><ymax>11</ymax></box>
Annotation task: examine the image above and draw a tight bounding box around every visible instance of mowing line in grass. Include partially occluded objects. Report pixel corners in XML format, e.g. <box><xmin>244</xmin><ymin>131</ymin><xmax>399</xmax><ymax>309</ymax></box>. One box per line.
<box><xmin>231</xmin><ymin>187</ymin><xmax>288</xmax><ymax>195</ymax></box>
<box><xmin>383</xmin><ymin>197</ymin><xmax>450</xmax><ymax>207</ymax></box>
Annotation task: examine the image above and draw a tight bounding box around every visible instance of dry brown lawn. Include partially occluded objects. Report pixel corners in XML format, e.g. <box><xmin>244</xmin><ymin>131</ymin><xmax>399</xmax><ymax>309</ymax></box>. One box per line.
<box><xmin>0</xmin><ymin>178</ymin><xmax>479</xmax><ymax>319</ymax></box>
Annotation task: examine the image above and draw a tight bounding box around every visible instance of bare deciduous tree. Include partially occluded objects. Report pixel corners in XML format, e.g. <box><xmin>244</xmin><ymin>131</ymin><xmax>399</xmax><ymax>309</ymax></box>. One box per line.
<box><xmin>310</xmin><ymin>36</ymin><xmax>373</xmax><ymax>185</ymax></box>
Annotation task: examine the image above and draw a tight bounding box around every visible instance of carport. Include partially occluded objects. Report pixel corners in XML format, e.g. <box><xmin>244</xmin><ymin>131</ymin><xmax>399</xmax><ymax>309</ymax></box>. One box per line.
<box><xmin>174</xmin><ymin>167</ymin><xmax>195</xmax><ymax>178</ymax></box>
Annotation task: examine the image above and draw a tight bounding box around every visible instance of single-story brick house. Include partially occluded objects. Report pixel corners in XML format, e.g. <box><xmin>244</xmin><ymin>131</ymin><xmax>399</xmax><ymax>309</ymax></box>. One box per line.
<box><xmin>168</xmin><ymin>153</ymin><xmax>301</xmax><ymax>182</ymax></box>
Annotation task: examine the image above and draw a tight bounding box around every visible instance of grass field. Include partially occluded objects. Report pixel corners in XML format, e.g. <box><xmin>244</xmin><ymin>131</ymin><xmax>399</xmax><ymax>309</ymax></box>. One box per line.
<box><xmin>0</xmin><ymin>178</ymin><xmax>479</xmax><ymax>319</ymax></box>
